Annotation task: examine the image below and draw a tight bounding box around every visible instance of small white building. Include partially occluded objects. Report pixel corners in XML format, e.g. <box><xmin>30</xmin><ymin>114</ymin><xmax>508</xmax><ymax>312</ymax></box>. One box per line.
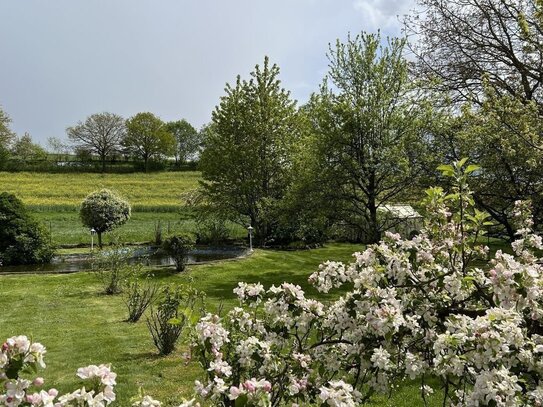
<box><xmin>378</xmin><ymin>204</ymin><xmax>423</xmax><ymax>238</ymax></box>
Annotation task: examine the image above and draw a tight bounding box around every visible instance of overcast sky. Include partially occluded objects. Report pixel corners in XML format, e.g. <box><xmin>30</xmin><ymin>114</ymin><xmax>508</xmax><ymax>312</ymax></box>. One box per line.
<box><xmin>0</xmin><ymin>0</ymin><xmax>415</xmax><ymax>146</ymax></box>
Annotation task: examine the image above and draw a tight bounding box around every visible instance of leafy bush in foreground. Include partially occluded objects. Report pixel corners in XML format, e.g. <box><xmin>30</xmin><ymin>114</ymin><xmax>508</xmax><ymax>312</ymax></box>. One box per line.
<box><xmin>147</xmin><ymin>286</ymin><xmax>200</xmax><ymax>355</ymax></box>
<box><xmin>187</xmin><ymin>161</ymin><xmax>543</xmax><ymax>407</ymax></box>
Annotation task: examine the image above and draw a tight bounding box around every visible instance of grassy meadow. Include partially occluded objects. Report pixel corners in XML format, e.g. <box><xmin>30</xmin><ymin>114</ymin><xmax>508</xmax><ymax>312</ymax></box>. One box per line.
<box><xmin>0</xmin><ymin>171</ymin><xmax>202</xmax><ymax>211</ymax></box>
<box><xmin>0</xmin><ymin>244</ymin><xmax>443</xmax><ymax>406</ymax></box>
<box><xmin>0</xmin><ymin>171</ymin><xmax>247</xmax><ymax>246</ymax></box>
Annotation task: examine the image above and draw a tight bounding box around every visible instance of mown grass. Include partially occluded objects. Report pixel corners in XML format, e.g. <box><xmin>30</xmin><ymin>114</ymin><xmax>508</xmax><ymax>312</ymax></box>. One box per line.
<box><xmin>0</xmin><ymin>244</ymin><xmax>444</xmax><ymax>406</ymax></box>
<box><xmin>0</xmin><ymin>171</ymin><xmax>202</xmax><ymax>211</ymax></box>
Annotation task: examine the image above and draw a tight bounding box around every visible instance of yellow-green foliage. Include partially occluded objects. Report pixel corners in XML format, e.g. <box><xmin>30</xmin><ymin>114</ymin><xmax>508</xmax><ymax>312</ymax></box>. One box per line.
<box><xmin>0</xmin><ymin>172</ymin><xmax>201</xmax><ymax>211</ymax></box>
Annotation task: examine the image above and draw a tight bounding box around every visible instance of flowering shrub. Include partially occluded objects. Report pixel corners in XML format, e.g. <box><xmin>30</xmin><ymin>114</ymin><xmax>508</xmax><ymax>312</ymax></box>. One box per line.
<box><xmin>187</xmin><ymin>160</ymin><xmax>543</xmax><ymax>407</ymax></box>
<box><xmin>0</xmin><ymin>335</ymin><xmax>116</xmax><ymax>406</ymax></box>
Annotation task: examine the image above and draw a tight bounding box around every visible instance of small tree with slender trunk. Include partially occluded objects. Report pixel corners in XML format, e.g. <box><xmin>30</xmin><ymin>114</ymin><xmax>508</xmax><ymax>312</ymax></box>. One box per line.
<box><xmin>79</xmin><ymin>189</ymin><xmax>131</xmax><ymax>248</ymax></box>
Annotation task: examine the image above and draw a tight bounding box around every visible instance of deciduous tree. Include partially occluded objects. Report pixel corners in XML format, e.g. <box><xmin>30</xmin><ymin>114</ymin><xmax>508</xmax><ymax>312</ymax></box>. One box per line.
<box><xmin>199</xmin><ymin>57</ymin><xmax>301</xmax><ymax>245</ymax></box>
<box><xmin>165</xmin><ymin>119</ymin><xmax>200</xmax><ymax>164</ymax></box>
<box><xmin>67</xmin><ymin>112</ymin><xmax>125</xmax><ymax>172</ymax></box>
<box><xmin>79</xmin><ymin>189</ymin><xmax>131</xmax><ymax>248</ymax></box>
<box><xmin>304</xmin><ymin>33</ymin><xmax>430</xmax><ymax>243</ymax></box>
<box><xmin>11</xmin><ymin>132</ymin><xmax>47</xmax><ymax>162</ymax></box>
<box><xmin>406</xmin><ymin>0</ymin><xmax>543</xmax><ymax>105</ymax></box>
<box><xmin>124</xmin><ymin>112</ymin><xmax>175</xmax><ymax>172</ymax></box>
<box><xmin>406</xmin><ymin>0</ymin><xmax>543</xmax><ymax>236</ymax></box>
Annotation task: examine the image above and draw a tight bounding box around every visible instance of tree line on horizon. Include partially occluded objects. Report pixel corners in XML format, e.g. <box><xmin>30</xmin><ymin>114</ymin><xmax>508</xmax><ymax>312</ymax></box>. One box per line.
<box><xmin>0</xmin><ymin>111</ymin><xmax>202</xmax><ymax>173</ymax></box>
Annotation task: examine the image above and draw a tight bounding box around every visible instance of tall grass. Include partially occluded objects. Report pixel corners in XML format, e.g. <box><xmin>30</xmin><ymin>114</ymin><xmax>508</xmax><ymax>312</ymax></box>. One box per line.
<box><xmin>0</xmin><ymin>172</ymin><xmax>201</xmax><ymax>211</ymax></box>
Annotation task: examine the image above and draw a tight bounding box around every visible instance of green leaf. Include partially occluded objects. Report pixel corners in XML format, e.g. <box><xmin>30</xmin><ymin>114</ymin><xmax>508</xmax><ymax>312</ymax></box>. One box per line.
<box><xmin>168</xmin><ymin>317</ymin><xmax>181</xmax><ymax>326</ymax></box>
<box><xmin>464</xmin><ymin>164</ymin><xmax>480</xmax><ymax>174</ymax></box>
<box><xmin>235</xmin><ymin>394</ymin><xmax>249</xmax><ymax>407</ymax></box>
<box><xmin>456</xmin><ymin>157</ymin><xmax>468</xmax><ymax>168</ymax></box>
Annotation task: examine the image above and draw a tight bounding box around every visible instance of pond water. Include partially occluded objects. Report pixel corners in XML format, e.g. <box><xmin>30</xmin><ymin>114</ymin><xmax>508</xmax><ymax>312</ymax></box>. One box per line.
<box><xmin>0</xmin><ymin>246</ymin><xmax>248</xmax><ymax>274</ymax></box>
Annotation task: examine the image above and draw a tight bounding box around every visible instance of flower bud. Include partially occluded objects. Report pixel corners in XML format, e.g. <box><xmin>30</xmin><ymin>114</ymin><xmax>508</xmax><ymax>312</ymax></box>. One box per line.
<box><xmin>33</xmin><ymin>377</ymin><xmax>45</xmax><ymax>386</ymax></box>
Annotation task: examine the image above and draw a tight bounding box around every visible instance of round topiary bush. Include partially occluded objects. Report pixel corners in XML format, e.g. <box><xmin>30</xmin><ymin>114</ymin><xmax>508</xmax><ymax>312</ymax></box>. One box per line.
<box><xmin>0</xmin><ymin>192</ymin><xmax>54</xmax><ymax>266</ymax></box>
<box><xmin>80</xmin><ymin>189</ymin><xmax>131</xmax><ymax>248</ymax></box>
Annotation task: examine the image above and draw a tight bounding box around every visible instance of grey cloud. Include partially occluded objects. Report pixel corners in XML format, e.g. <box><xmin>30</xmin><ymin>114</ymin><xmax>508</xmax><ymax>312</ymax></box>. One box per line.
<box><xmin>0</xmin><ymin>0</ymin><xmax>413</xmax><ymax>145</ymax></box>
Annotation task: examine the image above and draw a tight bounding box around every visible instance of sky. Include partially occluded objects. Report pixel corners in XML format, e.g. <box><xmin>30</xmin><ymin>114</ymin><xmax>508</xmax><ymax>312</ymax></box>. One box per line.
<box><xmin>0</xmin><ymin>0</ymin><xmax>416</xmax><ymax>146</ymax></box>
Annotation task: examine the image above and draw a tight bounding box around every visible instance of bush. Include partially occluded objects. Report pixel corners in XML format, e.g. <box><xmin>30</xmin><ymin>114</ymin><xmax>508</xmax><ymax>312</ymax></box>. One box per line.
<box><xmin>162</xmin><ymin>234</ymin><xmax>195</xmax><ymax>272</ymax></box>
<box><xmin>80</xmin><ymin>189</ymin><xmax>131</xmax><ymax>248</ymax></box>
<box><xmin>187</xmin><ymin>161</ymin><xmax>543</xmax><ymax>407</ymax></box>
<box><xmin>124</xmin><ymin>273</ymin><xmax>160</xmax><ymax>322</ymax></box>
<box><xmin>146</xmin><ymin>286</ymin><xmax>200</xmax><ymax>355</ymax></box>
<box><xmin>0</xmin><ymin>192</ymin><xmax>54</xmax><ymax>266</ymax></box>
<box><xmin>92</xmin><ymin>247</ymin><xmax>133</xmax><ymax>295</ymax></box>
<box><xmin>195</xmin><ymin>216</ymin><xmax>230</xmax><ymax>245</ymax></box>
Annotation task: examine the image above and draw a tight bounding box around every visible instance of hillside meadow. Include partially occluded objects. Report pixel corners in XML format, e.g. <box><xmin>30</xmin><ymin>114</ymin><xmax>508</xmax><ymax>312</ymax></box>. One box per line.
<box><xmin>0</xmin><ymin>171</ymin><xmax>202</xmax><ymax>212</ymax></box>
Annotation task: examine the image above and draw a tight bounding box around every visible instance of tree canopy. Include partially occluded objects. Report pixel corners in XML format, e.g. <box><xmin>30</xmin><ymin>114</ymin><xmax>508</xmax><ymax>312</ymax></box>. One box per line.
<box><xmin>79</xmin><ymin>189</ymin><xmax>131</xmax><ymax>248</ymax></box>
<box><xmin>199</xmin><ymin>57</ymin><xmax>301</xmax><ymax>245</ymax></box>
<box><xmin>67</xmin><ymin>112</ymin><xmax>126</xmax><ymax>172</ymax></box>
<box><xmin>11</xmin><ymin>133</ymin><xmax>47</xmax><ymax>162</ymax></box>
<box><xmin>165</xmin><ymin>119</ymin><xmax>200</xmax><ymax>164</ymax></box>
<box><xmin>303</xmin><ymin>33</ymin><xmax>430</xmax><ymax>243</ymax></box>
<box><xmin>407</xmin><ymin>0</ymin><xmax>543</xmax><ymax>237</ymax></box>
<box><xmin>407</xmin><ymin>0</ymin><xmax>543</xmax><ymax>105</ymax></box>
<box><xmin>124</xmin><ymin>112</ymin><xmax>175</xmax><ymax>172</ymax></box>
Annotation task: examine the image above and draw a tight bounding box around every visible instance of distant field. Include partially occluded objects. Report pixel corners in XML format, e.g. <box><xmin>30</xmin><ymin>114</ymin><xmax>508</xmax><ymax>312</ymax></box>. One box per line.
<box><xmin>0</xmin><ymin>171</ymin><xmax>202</xmax><ymax>212</ymax></box>
<box><xmin>0</xmin><ymin>171</ymin><xmax>226</xmax><ymax>246</ymax></box>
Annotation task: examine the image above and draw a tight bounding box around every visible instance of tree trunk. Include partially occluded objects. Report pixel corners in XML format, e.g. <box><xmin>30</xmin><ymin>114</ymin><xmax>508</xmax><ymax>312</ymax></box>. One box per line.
<box><xmin>367</xmin><ymin>171</ymin><xmax>381</xmax><ymax>244</ymax></box>
<box><xmin>101</xmin><ymin>154</ymin><xmax>106</xmax><ymax>173</ymax></box>
<box><xmin>144</xmin><ymin>156</ymin><xmax>148</xmax><ymax>173</ymax></box>
<box><xmin>98</xmin><ymin>232</ymin><xmax>103</xmax><ymax>249</ymax></box>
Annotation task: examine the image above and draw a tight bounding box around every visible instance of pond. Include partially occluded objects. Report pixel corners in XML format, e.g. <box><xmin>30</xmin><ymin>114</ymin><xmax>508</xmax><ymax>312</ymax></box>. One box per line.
<box><xmin>0</xmin><ymin>246</ymin><xmax>249</xmax><ymax>274</ymax></box>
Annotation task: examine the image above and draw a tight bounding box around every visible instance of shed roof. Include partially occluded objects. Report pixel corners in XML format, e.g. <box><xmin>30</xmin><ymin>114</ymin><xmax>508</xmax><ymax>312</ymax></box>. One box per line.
<box><xmin>378</xmin><ymin>204</ymin><xmax>422</xmax><ymax>219</ymax></box>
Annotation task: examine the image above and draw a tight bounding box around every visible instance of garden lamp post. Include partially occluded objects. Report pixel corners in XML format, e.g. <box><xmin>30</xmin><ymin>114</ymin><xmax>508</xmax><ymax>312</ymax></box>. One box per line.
<box><xmin>90</xmin><ymin>228</ymin><xmax>96</xmax><ymax>252</ymax></box>
<box><xmin>247</xmin><ymin>225</ymin><xmax>254</xmax><ymax>252</ymax></box>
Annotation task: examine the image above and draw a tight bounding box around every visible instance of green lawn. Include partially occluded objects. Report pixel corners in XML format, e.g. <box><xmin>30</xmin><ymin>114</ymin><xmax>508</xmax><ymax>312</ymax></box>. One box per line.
<box><xmin>0</xmin><ymin>171</ymin><xmax>250</xmax><ymax>246</ymax></box>
<box><xmin>0</xmin><ymin>244</ymin><xmax>444</xmax><ymax>406</ymax></box>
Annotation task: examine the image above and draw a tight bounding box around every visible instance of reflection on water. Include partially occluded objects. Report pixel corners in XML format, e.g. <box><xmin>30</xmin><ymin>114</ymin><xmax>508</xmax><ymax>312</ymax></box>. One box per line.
<box><xmin>1</xmin><ymin>247</ymin><xmax>247</xmax><ymax>274</ymax></box>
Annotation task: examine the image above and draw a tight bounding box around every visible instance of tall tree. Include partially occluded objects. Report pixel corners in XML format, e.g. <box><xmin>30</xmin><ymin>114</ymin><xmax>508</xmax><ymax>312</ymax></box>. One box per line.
<box><xmin>165</xmin><ymin>119</ymin><xmax>200</xmax><ymax>164</ymax></box>
<box><xmin>124</xmin><ymin>112</ymin><xmax>175</xmax><ymax>172</ymax></box>
<box><xmin>199</xmin><ymin>57</ymin><xmax>300</xmax><ymax>245</ymax></box>
<box><xmin>455</xmin><ymin>93</ymin><xmax>543</xmax><ymax>239</ymax></box>
<box><xmin>406</xmin><ymin>0</ymin><xmax>543</xmax><ymax>105</ymax></box>
<box><xmin>67</xmin><ymin>112</ymin><xmax>125</xmax><ymax>172</ymax></box>
<box><xmin>304</xmin><ymin>33</ymin><xmax>430</xmax><ymax>243</ymax></box>
<box><xmin>406</xmin><ymin>0</ymin><xmax>543</xmax><ymax>236</ymax></box>
<box><xmin>11</xmin><ymin>133</ymin><xmax>47</xmax><ymax>161</ymax></box>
